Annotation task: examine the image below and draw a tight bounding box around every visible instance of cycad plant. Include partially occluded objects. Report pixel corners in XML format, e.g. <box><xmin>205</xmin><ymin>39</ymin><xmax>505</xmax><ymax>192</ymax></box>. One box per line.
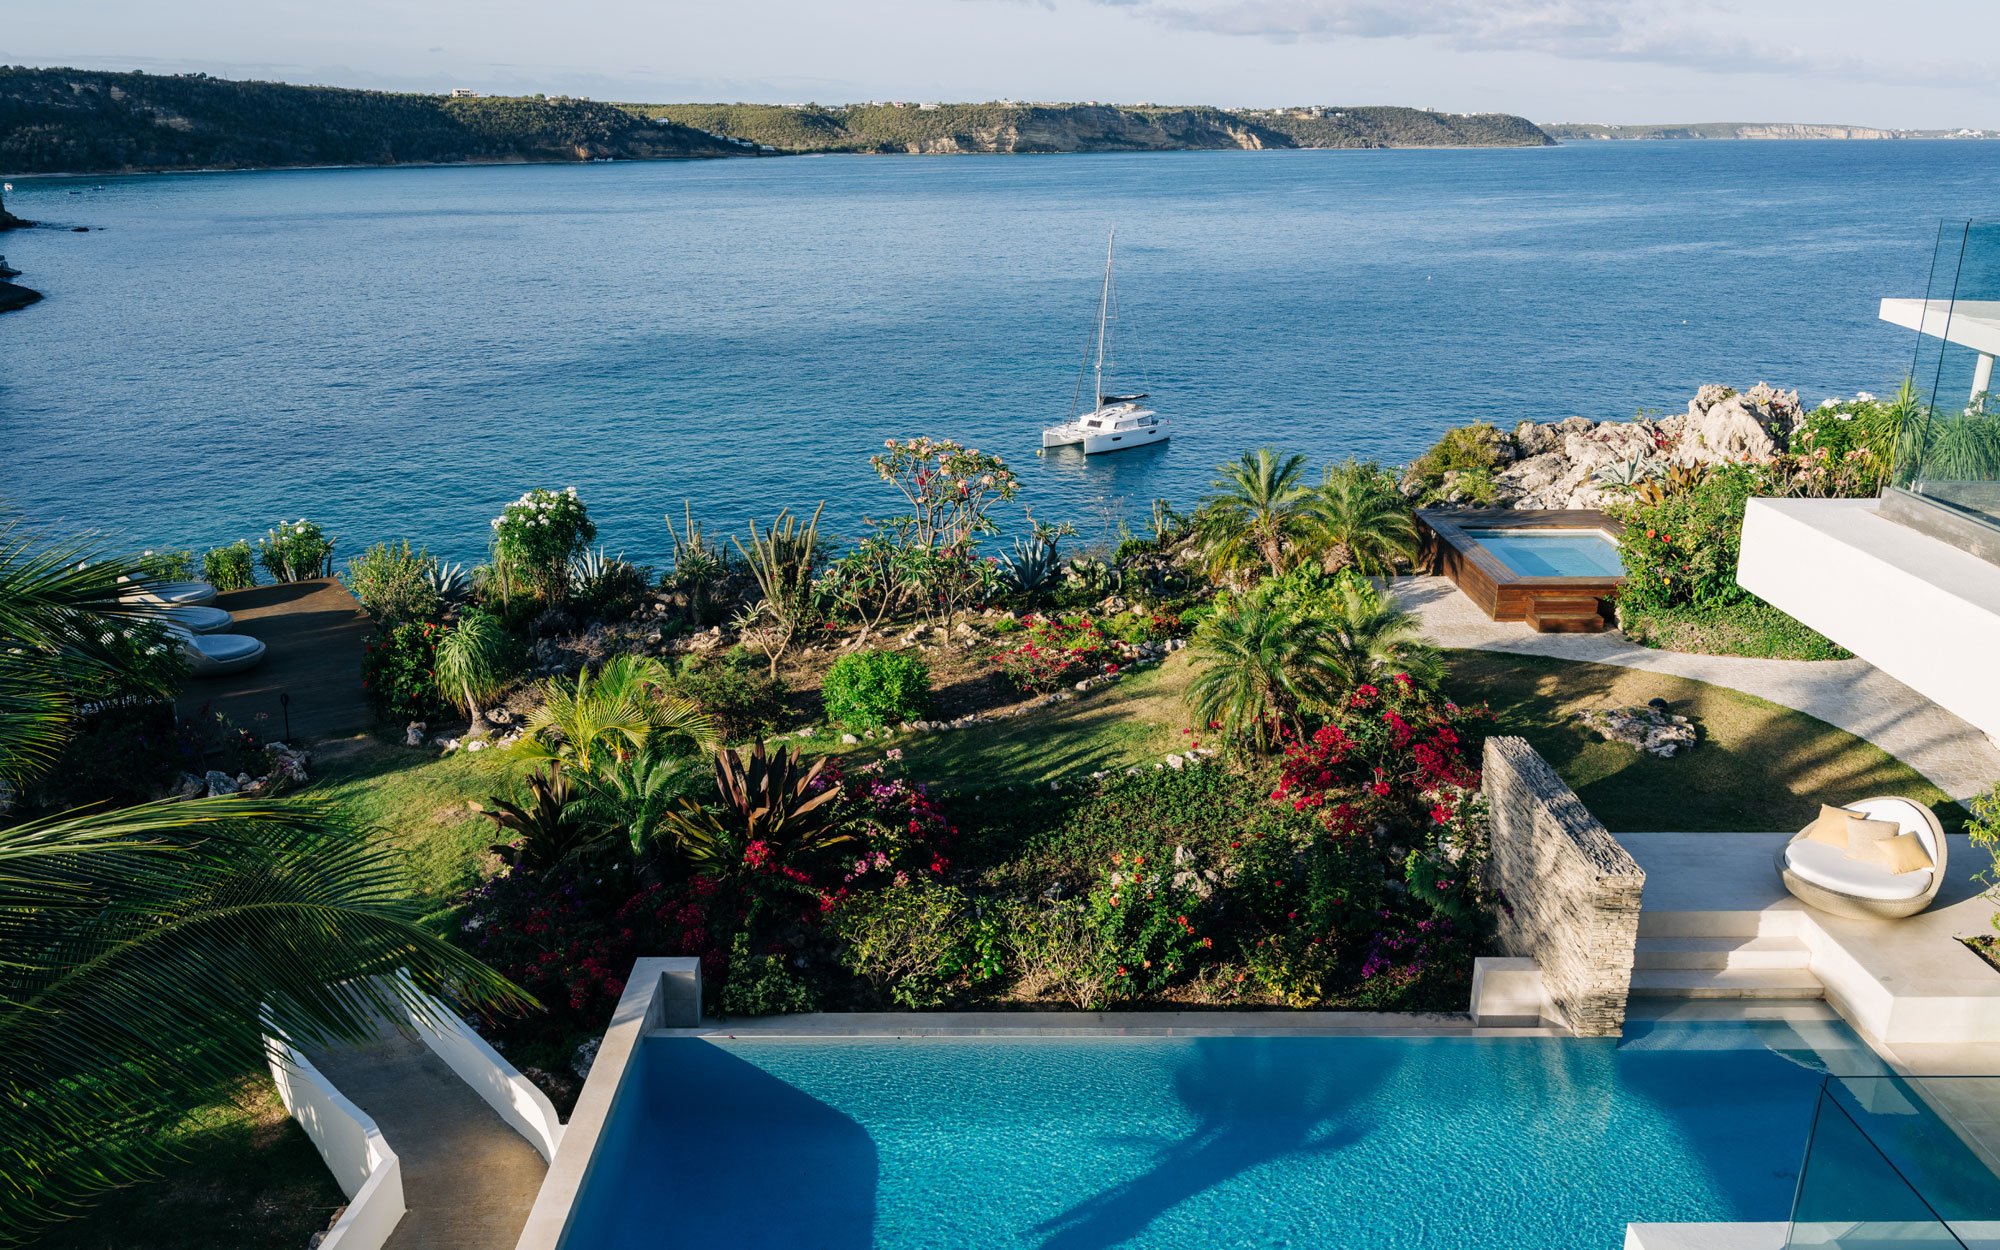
<box><xmin>577</xmin><ymin>748</ymin><xmax>701</xmax><ymax>861</ymax></box>
<box><xmin>1309</xmin><ymin>459</ymin><xmax>1420</xmax><ymax>577</ymax></box>
<box><xmin>1314</xmin><ymin>578</ymin><xmax>1443</xmax><ymax>691</ymax></box>
<box><xmin>523</xmin><ymin>654</ymin><xmax>715</xmax><ymax>776</ymax></box>
<box><xmin>1184</xmin><ymin>592</ymin><xmax>1339</xmax><ymax>752</ymax></box>
<box><xmin>434</xmin><ymin>608</ymin><xmax>513</xmax><ymax>739</ymax></box>
<box><xmin>0</xmin><ymin>523</ymin><xmax>523</xmax><ymax>1245</ymax></box>
<box><xmin>1198</xmin><ymin>448</ymin><xmax>1314</xmax><ymax>578</ymax></box>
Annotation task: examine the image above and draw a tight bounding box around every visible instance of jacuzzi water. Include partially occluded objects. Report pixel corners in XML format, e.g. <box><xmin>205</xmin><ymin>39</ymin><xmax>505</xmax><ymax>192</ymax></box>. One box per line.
<box><xmin>559</xmin><ymin>1019</ymin><xmax>1888</xmax><ymax>1249</ymax></box>
<box><xmin>1464</xmin><ymin>528</ymin><xmax>1626</xmax><ymax>579</ymax></box>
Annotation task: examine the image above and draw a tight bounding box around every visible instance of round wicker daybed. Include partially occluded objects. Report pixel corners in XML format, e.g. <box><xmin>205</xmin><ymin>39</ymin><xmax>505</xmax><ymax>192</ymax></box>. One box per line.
<box><xmin>1776</xmin><ymin>796</ymin><xmax>1947</xmax><ymax>921</ymax></box>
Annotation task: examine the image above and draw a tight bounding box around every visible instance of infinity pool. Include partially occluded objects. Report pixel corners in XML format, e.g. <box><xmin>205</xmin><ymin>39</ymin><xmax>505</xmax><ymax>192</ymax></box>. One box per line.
<box><xmin>1463</xmin><ymin>528</ymin><xmax>1626</xmax><ymax>578</ymax></box>
<box><xmin>560</xmin><ymin>1020</ymin><xmax>1885</xmax><ymax>1249</ymax></box>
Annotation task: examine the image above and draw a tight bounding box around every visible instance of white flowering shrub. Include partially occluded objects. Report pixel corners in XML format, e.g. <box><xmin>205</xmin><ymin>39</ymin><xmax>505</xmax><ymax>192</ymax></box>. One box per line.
<box><xmin>491</xmin><ymin>487</ymin><xmax>596</xmax><ymax>603</ymax></box>
<box><xmin>256</xmin><ymin>519</ymin><xmax>336</xmax><ymax>582</ymax></box>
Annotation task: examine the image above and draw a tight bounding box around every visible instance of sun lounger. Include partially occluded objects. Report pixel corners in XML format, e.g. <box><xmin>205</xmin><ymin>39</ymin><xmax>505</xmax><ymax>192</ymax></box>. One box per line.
<box><xmin>118</xmin><ymin>578</ymin><xmax>219</xmax><ymax>608</ymax></box>
<box><xmin>166</xmin><ymin>623</ymin><xmax>267</xmax><ymax>676</ymax></box>
<box><xmin>1777</xmin><ymin>796</ymin><xmax>1946</xmax><ymax>920</ymax></box>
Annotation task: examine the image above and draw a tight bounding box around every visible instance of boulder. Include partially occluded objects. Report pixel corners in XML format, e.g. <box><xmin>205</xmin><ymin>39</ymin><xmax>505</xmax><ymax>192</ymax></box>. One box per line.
<box><xmin>203</xmin><ymin>770</ymin><xmax>238</xmax><ymax>798</ymax></box>
<box><xmin>404</xmin><ymin>721</ymin><xmax>427</xmax><ymax>747</ymax></box>
<box><xmin>1580</xmin><ymin>705</ymin><xmax>1699</xmax><ymax>757</ymax></box>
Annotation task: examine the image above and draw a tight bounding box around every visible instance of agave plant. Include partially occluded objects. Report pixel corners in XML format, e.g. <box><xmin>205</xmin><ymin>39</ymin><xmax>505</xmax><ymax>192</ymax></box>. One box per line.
<box><xmin>1592</xmin><ymin>455</ymin><xmax>1667</xmax><ymax>490</ymax></box>
<box><xmin>1002</xmin><ymin>532</ymin><xmax>1063</xmax><ymax>597</ymax></box>
<box><xmin>473</xmin><ymin>765</ymin><xmax>593</xmax><ymax>870</ymax></box>
<box><xmin>423</xmin><ymin>560</ymin><xmax>469</xmax><ymax>601</ymax></box>
<box><xmin>660</xmin><ymin>740</ymin><xmax>852</xmax><ymax>873</ymax></box>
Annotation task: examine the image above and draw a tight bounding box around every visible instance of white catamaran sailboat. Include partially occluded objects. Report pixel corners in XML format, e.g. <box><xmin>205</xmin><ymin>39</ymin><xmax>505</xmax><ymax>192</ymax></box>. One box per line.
<box><xmin>1042</xmin><ymin>229</ymin><xmax>1168</xmax><ymax>454</ymax></box>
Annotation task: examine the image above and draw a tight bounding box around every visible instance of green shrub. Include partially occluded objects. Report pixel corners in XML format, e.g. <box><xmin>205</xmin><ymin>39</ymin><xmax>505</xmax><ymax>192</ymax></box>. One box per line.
<box><xmin>1085</xmin><ymin>852</ymin><xmax>1206</xmax><ymax>1000</ymax></box>
<box><xmin>664</xmin><ymin>651</ymin><xmax>788</xmax><ymax>742</ymax></box>
<box><xmin>360</xmin><ymin>620</ymin><xmax>449</xmax><ymax>723</ymax></box>
<box><xmin>344</xmin><ymin>540</ymin><xmax>441</xmax><ymax>625</ymax></box>
<box><xmin>136</xmin><ymin>548</ymin><xmax>195</xmax><ymax>581</ymax></box>
<box><xmin>718</xmin><ymin>933</ymin><xmax>817</xmax><ymax>1016</ymax></box>
<box><xmin>831</xmin><ymin>877</ymin><xmax>974</xmax><ymax>1008</ymax></box>
<box><xmin>1616</xmin><ymin>599</ymin><xmax>1849</xmax><ymax>661</ymax></box>
<box><xmin>202</xmin><ymin>541</ymin><xmax>256</xmax><ymax>591</ymax></box>
<box><xmin>821</xmin><ymin>650</ymin><xmax>930</xmax><ymax>730</ymax></box>
<box><xmin>1969</xmin><ymin>783</ymin><xmax>2000</xmax><ymax>937</ymax></box>
<box><xmin>1609</xmin><ymin>464</ymin><xmax>1765</xmax><ymax>611</ymax></box>
<box><xmin>257</xmin><ymin>518</ymin><xmax>336</xmax><ymax>582</ymax></box>
<box><xmin>1404</xmin><ymin>422</ymin><xmax>1505</xmax><ymax>503</ymax></box>
<box><xmin>571</xmin><ymin>552</ymin><xmax>652</xmax><ymax>621</ymax></box>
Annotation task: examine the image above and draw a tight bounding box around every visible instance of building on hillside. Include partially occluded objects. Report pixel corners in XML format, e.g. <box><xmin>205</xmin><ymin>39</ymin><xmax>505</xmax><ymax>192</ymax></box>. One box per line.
<box><xmin>1738</xmin><ymin>219</ymin><xmax>2000</xmax><ymax>746</ymax></box>
<box><xmin>449</xmin><ymin>87</ymin><xmax>479</xmax><ymax>98</ymax></box>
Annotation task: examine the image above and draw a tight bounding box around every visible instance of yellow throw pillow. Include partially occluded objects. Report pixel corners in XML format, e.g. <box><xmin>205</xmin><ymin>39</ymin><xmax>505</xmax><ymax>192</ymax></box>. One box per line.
<box><xmin>1843</xmin><ymin>815</ymin><xmax>1901</xmax><ymax>859</ymax></box>
<box><xmin>1872</xmin><ymin>833</ymin><xmax>1934</xmax><ymax>875</ymax></box>
<box><xmin>1802</xmin><ymin>804</ymin><xmax>1860</xmax><ymax>847</ymax></box>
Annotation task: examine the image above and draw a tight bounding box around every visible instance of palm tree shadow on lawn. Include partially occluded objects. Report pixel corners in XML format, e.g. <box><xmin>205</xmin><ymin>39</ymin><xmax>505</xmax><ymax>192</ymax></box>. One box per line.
<box><xmin>1031</xmin><ymin>1038</ymin><xmax>1400</xmax><ymax>1250</ymax></box>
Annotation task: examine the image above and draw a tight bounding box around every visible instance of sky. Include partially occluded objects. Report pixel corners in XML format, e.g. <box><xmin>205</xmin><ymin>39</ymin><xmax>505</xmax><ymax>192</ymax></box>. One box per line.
<box><xmin>6</xmin><ymin>0</ymin><xmax>1999</xmax><ymax>128</ymax></box>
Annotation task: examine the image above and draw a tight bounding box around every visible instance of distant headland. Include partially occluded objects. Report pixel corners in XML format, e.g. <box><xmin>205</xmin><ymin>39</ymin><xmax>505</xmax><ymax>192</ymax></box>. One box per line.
<box><xmin>1542</xmin><ymin>121</ymin><xmax>1990</xmax><ymax>141</ymax></box>
<box><xmin>0</xmin><ymin>67</ymin><xmax>1553</xmax><ymax>176</ymax></box>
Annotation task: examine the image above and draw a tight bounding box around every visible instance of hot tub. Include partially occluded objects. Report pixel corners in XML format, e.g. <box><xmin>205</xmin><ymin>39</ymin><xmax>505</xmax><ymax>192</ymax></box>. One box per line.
<box><xmin>1417</xmin><ymin>509</ymin><xmax>1626</xmax><ymax>632</ymax></box>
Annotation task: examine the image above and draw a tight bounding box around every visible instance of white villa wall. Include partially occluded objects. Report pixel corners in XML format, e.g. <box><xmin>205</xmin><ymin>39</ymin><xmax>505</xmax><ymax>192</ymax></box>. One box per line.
<box><xmin>265</xmin><ymin>1037</ymin><xmax>405</xmax><ymax>1250</ymax></box>
<box><xmin>1737</xmin><ymin>497</ymin><xmax>2000</xmax><ymax>746</ymax></box>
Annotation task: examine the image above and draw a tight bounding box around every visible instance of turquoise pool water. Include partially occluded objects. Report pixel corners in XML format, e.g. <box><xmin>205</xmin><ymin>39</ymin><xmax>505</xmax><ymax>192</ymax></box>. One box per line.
<box><xmin>1464</xmin><ymin>528</ymin><xmax>1626</xmax><ymax>578</ymax></box>
<box><xmin>560</xmin><ymin>1020</ymin><xmax>1886</xmax><ymax>1249</ymax></box>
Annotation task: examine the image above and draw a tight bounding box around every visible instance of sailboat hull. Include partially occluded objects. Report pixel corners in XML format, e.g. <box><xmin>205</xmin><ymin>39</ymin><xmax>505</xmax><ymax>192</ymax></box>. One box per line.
<box><xmin>1042</xmin><ymin>413</ymin><xmax>1170</xmax><ymax>454</ymax></box>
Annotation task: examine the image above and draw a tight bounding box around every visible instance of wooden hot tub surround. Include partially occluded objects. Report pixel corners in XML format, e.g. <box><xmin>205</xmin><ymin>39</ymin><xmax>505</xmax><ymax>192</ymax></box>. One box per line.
<box><xmin>1415</xmin><ymin>508</ymin><xmax>1626</xmax><ymax>633</ymax></box>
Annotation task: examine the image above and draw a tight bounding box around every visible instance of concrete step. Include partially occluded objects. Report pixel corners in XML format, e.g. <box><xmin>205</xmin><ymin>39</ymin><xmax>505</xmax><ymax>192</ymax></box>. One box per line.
<box><xmin>1628</xmin><ymin>968</ymin><xmax>1824</xmax><ymax>1000</ymax></box>
<box><xmin>1636</xmin><ymin>909</ymin><xmax>1806</xmax><ymax>940</ymax></box>
<box><xmin>1633</xmin><ymin>936</ymin><xmax>1812</xmax><ymax>971</ymax></box>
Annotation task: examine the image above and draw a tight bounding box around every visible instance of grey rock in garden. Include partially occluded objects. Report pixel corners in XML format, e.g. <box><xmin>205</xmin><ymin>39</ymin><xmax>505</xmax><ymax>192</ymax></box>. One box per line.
<box><xmin>1580</xmin><ymin>705</ymin><xmax>1699</xmax><ymax>758</ymax></box>
<box><xmin>203</xmin><ymin>770</ymin><xmax>238</xmax><ymax>798</ymax></box>
<box><xmin>1165</xmin><ymin>754</ymin><xmax>1184</xmax><ymax>770</ymax></box>
<box><xmin>169</xmin><ymin>771</ymin><xmax>205</xmax><ymax>800</ymax></box>
<box><xmin>841</xmin><ymin>733</ymin><xmax>860</xmax><ymax>745</ymax></box>
<box><xmin>404</xmin><ymin>721</ymin><xmax>427</xmax><ymax>747</ymax></box>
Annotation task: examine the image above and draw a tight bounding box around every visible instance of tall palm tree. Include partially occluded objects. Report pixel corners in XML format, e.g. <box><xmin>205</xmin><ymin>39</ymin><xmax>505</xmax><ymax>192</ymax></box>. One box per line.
<box><xmin>1184</xmin><ymin>593</ymin><xmax>1340</xmax><ymax>752</ymax></box>
<box><xmin>1308</xmin><ymin>460</ymin><xmax>1420</xmax><ymax>578</ymax></box>
<box><xmin>524</xmin><ymin>654</ymin><xmax>716</xmax><ymax>775</ymax></box>
<box><xmin>0</xmin><ymin>525</ymin><xmax>525</xmax><ymax>1244</ymax></box>
<box><xmin>1198</xmin><ymin>449</ymin><xmax>1314</xmax><ymax>579</ymax></box>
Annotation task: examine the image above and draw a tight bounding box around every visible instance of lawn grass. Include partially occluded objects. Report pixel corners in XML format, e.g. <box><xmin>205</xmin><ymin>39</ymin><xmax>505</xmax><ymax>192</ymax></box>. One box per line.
<box><xmin>310</xmin><ymin>734</ymin><xmax>532</xmax><ymax>918</ymax></box>
<box><xmin>808</xmin><ymin>654</ymin><xmax>1198</xmax><ymax>785</ymax></box>
<box><xmin>1445</xmin><ymin>649</ymin><xmax>1959</xmax><ymax>832</ymax></box>
<box><xmin>34</xmin><ymin>1078</ymin><xmax>345</xmax><ymax>1250</ymax></box>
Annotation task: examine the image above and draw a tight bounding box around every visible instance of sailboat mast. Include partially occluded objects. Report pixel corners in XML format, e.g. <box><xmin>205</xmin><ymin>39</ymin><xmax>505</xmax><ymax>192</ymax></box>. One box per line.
<box><xmin>1094</xmin><ymin>228</ymin><xmax>1115</xmax><ymax>409</ymax></box>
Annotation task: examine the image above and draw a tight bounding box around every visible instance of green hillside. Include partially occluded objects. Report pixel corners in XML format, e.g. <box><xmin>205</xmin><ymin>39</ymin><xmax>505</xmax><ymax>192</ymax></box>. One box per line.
<box><xmin>0</xmin><ymin>67</ymin><xmax>744</xmax><ymax>173</ymax></box>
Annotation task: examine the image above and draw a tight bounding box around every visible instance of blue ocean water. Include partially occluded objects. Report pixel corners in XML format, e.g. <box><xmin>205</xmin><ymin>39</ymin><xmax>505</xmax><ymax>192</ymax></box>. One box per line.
<box><xmin>3</xmin><ymin>142</ymin><xmax>1996</xmax><ymax>567</ymax></box>
<box><xmin>561</xmin><ymin>1022</ymin><xmax>1881</xmax><ymax>1249</ymax></box>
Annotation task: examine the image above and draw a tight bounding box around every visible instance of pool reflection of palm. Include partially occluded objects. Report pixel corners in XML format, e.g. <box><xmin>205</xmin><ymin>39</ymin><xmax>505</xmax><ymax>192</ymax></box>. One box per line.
<box><xmin>1031</xmin><ymin>1038</ymin><xmax>1399</xmax><ymax>1250</ymax></box>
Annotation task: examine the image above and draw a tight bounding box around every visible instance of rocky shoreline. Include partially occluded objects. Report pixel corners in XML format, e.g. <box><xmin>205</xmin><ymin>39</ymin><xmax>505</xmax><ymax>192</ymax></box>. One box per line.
<box><xmin>1417</xmin><ymin>382</ymin><xmax>1810</xmax><ymax>510</ymax></box>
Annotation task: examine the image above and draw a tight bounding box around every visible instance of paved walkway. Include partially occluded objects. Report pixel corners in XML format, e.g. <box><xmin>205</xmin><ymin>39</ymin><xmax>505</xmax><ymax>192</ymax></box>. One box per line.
<box><xmin>176</xmin><ymin>577</ymin><xmax>373</xmax><ymax>741</ymax></box>
<box><xmin>308</xmin><ymin>1023</ymin><xmax>546</xmax><ymax>1250</ymax></box>
<box><xmin>1393</xmin><ymin>575</ymin><xmax>2000</xmax><ymax>801</ymax></box>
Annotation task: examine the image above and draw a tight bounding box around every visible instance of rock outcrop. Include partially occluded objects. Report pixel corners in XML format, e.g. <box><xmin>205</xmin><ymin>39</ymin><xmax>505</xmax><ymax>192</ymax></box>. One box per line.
<box><xmin>1431</xmin><ymin>383</ymin><xmax>1805</xmax><ymax>510</ymax></box>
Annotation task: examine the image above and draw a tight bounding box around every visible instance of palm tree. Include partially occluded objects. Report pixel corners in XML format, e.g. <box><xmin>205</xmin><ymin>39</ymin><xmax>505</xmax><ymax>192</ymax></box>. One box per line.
<box><xmin>0</xmin><ymin>526</ymin><xmax>524</xmax><ymax>1244</ymax></box>
<box><xmin>1315</xmin><ymin>579</ymin><xmax>1443</xmax><ymax>691</ymax></box>
<box><xmin>434</xmin><ymin>608</ymin><xmax>514</xmax><ymax>739</ymax></box>
<box><xmin>1198</xmin><ymin>449</ymin><xmax>1314</xmax><ymax>579</ymax></box>
<box><xmin>1184</xmin><ymin>593</ymin><xmax>1340</xmax><ymax>751</ymax></box>
<box><xmin>524</xmin><ymin>654</ymin><xmax>715</xmax><ymax>775</ymax></box>
<box><xmin>1308</xmin><ymin>460</ymin><xmax>1419</xmax><ymax>577</ymax></box>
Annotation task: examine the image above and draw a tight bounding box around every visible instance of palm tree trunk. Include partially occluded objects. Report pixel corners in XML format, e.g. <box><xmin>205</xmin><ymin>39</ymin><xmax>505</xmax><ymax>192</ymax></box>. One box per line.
<box><xmin>464</xmin><ymin>681</ymin><xmax>493</xmax><ymax>739</ymax></box>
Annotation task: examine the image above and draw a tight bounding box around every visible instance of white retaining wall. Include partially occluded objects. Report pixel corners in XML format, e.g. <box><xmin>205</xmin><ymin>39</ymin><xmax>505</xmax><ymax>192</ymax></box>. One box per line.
<box><xmin>394</xmin><ymin>976</ymin><xmax>565</xmax><ymax>1163</ymax></box>
<box><xmin>265</xmin><ymin>1037</ymin><xmax>406</xmax><ymax>1250</ymax></box>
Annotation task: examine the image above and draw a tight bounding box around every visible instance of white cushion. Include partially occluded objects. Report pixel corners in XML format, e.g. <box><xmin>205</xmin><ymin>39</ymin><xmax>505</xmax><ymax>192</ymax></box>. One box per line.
<box><xmin>163</xmin><ymin>605</ymin><xmax>233</xmax><ymax>634</ymax></box>
<box><xmin>119</xmin><ymin>580</ymin><xmax>218</xmax><ymax>607</ymax></box>
<box><xmin>1784</xmin><ymin>838</ymin><xmax>1933</xmax><ymax>901</ymax></box>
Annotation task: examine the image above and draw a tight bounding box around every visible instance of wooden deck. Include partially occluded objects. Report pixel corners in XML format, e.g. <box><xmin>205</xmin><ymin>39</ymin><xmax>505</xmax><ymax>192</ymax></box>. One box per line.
<box><xmin>175</xmin><ymin>578</ymin><xmax>375</xmax><ymax>743</ymax></box>
<box><xmin>1416</xmin><ymin>508</ymin><xmax>1625</xmax><ymax>632</ymax></box>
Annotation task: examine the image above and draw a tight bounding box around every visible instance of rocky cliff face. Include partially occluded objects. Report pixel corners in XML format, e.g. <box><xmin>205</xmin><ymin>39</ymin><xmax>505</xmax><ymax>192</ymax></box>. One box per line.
<box><xmin>1425</xmin><ymin>383</ymin><xmax>1807</xmax><ymax>509</ymax></box>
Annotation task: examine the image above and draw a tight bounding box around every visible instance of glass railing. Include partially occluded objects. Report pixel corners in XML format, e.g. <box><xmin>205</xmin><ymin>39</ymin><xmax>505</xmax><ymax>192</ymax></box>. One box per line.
<box><xmin>1893</xmin><ymin>220</ymin><xmax>2000</xmax><ymax>532</ymax></box>
<box><xmin>1786</xmin><ymin>1075</ymin><xmax>2000</xmax><ymax>1249</ymax></box>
